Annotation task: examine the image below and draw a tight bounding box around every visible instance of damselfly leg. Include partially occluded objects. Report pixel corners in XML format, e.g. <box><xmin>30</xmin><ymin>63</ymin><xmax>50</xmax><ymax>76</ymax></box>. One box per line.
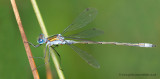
<box><xmin>51</xmin><ymin>46</ymin><xmax>62</xmax><ymax>65</ymax></box>
<box><xmin>26</xmin><ymin>42</ymin><xmax>41</xmax><ymax>48</ymax></box>
<box><xmin>27</xmin><ymin>41</ymin><xmax>62</xmax><ymax>70</ymax></box>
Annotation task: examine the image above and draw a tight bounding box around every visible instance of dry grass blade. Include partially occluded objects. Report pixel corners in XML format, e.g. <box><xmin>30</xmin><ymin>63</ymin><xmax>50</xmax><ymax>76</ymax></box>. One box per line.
<box><xmin>10</xmin><ymin>0</ymin><xmax>40</xmax><ymax>79</ymax></box>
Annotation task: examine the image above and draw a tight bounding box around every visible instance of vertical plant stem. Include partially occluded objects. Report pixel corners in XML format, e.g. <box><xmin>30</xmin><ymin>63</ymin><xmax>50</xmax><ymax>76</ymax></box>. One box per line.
<box><xmin>45</xmin><ymin>50</ymin><xmax>53</xmax><ymax>79</ymax></box>
<box><xmin>30</xmin><ymin>0</ymin><xmax>65</xmax><ymax>79</ymax></box>
<box><xmin>10</xmin><ymin>0</ymin><xmax>40</xmax><ymax>79</ymax></box>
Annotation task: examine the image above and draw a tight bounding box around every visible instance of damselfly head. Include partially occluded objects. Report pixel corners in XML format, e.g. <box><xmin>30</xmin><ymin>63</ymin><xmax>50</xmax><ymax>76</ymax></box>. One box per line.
<box><xmin>37</xmin><ymin>34</ymin><xmax>46</xmax><ymax>44</ymax></box>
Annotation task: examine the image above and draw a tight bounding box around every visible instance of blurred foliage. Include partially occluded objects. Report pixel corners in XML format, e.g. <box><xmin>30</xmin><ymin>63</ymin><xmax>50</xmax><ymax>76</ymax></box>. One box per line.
<box><xmin>0</xmin><ymin>0</ymin><xmax>160</xmax><ymax>79</ymax></box>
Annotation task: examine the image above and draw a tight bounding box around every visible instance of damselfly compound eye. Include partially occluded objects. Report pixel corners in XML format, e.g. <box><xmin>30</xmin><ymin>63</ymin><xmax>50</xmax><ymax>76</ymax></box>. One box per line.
<box><xmin>37</xmin><ymin>34</ymin><xmax>46</xmax><ymax>44</ymax></box>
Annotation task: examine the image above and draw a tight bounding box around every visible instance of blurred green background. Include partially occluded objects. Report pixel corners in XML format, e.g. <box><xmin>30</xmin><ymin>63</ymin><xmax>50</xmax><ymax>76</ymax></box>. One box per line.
<box><xmin>0</xmin><ymin>0</ymin><xmax>160</xmax><ymax>79</ymax></box>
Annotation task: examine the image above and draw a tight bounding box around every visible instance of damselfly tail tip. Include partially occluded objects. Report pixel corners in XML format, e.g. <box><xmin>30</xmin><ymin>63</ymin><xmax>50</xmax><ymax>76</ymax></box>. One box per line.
<box><xmin>152</xmin><ymin>44</ymin><xmax>156</xmax><ymax>47</ymax></box>
<box><xmin>139</xmin><ymin>43</ymin><xmax>156</xmax><ymax>48</ymax></box>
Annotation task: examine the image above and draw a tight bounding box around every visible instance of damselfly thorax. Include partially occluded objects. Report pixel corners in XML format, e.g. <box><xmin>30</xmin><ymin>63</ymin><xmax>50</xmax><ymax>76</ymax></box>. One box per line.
<box><xmin>46</xmin><ymin>34</ymin><xmax>66</xmax><ymax>46</ymax></box>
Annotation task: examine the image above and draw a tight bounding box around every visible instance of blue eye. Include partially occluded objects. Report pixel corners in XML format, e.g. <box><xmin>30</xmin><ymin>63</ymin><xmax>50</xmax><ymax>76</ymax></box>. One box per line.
<box><xmin>40</xmin><ymin>39</ymin><xmax>42</xmax><ymax>42</ymax></box>
<box><xmin>38</xmin><ymin>39</ymin><xmax>44</xmax><ymax>44</ymax></box>
<box><xmin>37</xmin><ymin>34</ymin><xmax>45</xmax><ymax>44</ymax></box>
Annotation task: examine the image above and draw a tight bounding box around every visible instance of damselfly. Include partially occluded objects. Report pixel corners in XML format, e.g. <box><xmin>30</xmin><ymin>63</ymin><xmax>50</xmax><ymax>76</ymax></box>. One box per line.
<box><xmin>28</xmin><ymin>8</ymin><xmax>156</xmax><ymax>69</ymax></box>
